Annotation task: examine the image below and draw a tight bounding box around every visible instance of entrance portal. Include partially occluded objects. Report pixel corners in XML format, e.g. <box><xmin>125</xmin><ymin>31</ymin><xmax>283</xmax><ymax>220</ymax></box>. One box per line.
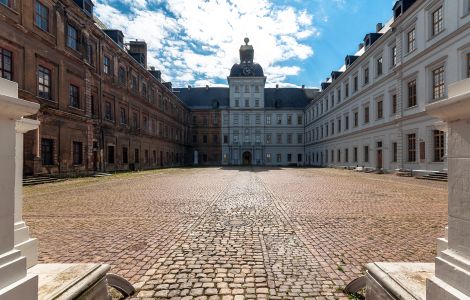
<box><xmin>242</xmin><ymin>151</ymin><xmax>252</xmax><ymax>165</ymax></box>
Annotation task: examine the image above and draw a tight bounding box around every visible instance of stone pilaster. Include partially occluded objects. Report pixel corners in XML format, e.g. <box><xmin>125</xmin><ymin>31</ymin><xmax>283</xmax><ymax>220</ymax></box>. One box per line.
<box><xmin>0</xmin><ymin>78</ymin><xmax>38</xmax><ymax>299</ymax></box>
<box><xmin>14</xmin><ymin>118</ymin><xmax>40</xmax><ymax>269</ymax></box>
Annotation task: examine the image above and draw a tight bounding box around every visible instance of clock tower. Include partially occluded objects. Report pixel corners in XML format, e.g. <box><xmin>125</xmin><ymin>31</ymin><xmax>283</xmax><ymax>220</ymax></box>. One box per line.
<box><xmin>224</xmin><ymin>38</ymin><xmax>267</xmax><ymax>165</ymax></box>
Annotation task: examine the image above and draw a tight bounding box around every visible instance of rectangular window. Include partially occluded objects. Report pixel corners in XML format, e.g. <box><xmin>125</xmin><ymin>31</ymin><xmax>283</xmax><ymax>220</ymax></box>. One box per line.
<box><xmin>354</xmin><ymin>111</ymin><xmax>359</xmax><ymax>127</ymax></box>
<box><xmin>377</xmin><ymin>100</ymin><xmax>383</xmax><ymax>119</ymax></box>
<box><xmin>287</xmin><ymin>154</ymin><xmax>292</xmax><ymax>163</ymax></box>
<box><xmin>345</xmin><ymin>148</ymin><xmax>349</xmax><ymax>163</ymax></box>
<box><xmin>105</xmin><ymin>101</ymin><xmax>113</xmax><ymax>120</ymax></box>
<box><xmin>223</xmin><ymin>135</ymin><xmax>228</xmax><ymax>144</ymax></box>
<box><xmin>345</xmin><ymin>115</ymin><xmax>349</xmax><ymax>130</ymax></box>
<box><xmin>203</xmin><ymin>135</ymin><xmax>207</xmax><ymax>144</ymax></box>
<box><xmin>134</xmin><ymin>149</ymin><xmax>140</xmax><ymax>163</ymax></box>
<box><xmin>0</xmin><ymin>48</ymin><xmax>13</xmax><ymax>80</ymax></box>
<box><xmin>297</xmin><ymin>134</ymin><xmax>303</xmax><ymax>144</ymax></box>
<box><xmin>297</xmin><ymin>114</ymin><xmax>303</xmax><ymax>125</ymax></box>
<box><xmin>120</xmin><ymin>108</ymin><xmax>127</xmax><ymax>124</ymax></box>
<box><xmin>354</xmin><ymin>76</ymin><xmax>358</xmax><ymax>92</ymax></box>
<box><xmin>255</xmin><ymin>114</ymin><xmax>261</xmax><ymax>124</ymax></box>
<box><xmin>432</xmin><ymin>66</ymin><xmax>445</xmax><ymax>100</ymax></box>
<box><xmin>287</xmin><ymin>134</ymin><xmax>292</xmax><ymax>144</ymax></box>
<box><xmin>364</xmin><ymin>67</ymin><xmax>369</xmax><ymax>85</ymax></box>
<box><xmin>122</xmin><ymin>147</ymin><xmax>128</xmax><ymax>164</ymax></box>
<box><xmin>264</xmin><ymin>115</ymin><xmax>271</xmax><ymax>125</ymax></box>
<box><xmin>266</xmin><ymin>153</ymin><xmax>272</xmax><ymax>162</ymax></box>
<box><xmin>41</xmin><ymin>138</ymin><xmax>54</xmax><ymax>165</ymax></box>
<box><xmin>377</xmin><ymin>57</ymin><xmax>383</xmax><ymax>76</ymax></box>
<box><xmin>432</xmin><ymin>6</ymin><xmax>443</xmax><ymax>36</ymax></box>
<box><xmin>337</xmin><ymin>89</ymin><xmax>341</xmax><ymax>103</ymax></box>
<box><xmin>337</xmin><ymin>149</ymin><xmax>341</xmax><ymax>162</ymax></box>
<box><xmin>0</xmin><ymin>0</ymin><xmax>10</xmax><ymax>7</ymax></box>
<box><xmin>392</xmin><ymin>46</ymin><xmax>397</xmax><ymax>66</ymax></box>
<box><xmin>276</xmin><ymin>134</ymin><xmax>282</xmax><ymax>144</ymax></box>
<box><xmin>104</xmin><ymin>56</ymin><xmax>111</xmax><ymax>74</ymax></box>
<box><xmin>67</xmin><ymin>25</ymin><xmax>78</xmax><ymax>50</ymax></box>
<box><xmin>86</xmin><ymin>43</ymin><xmax>94</xmax><ymax>66</ymax></box>
<box><xmin>407</xmin><ymin>28</ymin><xmax>416</xmax><ymax>53</ymax></box>
<box><xmin>69</xmin><ymin>84</ymin><xmax>80</xmax><ymax>108</ymax></box>
<box><xmin>235</xmin><ymin>99</ymin><xmax>239</xmax><ymax>107</ymax></box>
<box><xmin>277</xmin><ymin>114</ymin><xmax>282</xmax><ymax>125</ymax></box>
<box><xmin>392</xmin><ymin>142</ymin><xmax>398</xmax><ymax>162</ymax></box>
<box><xmin>245</xmin><ymin>99</ymin><xmax>249</xmax><ymax>107</ymax></box>
<box><xmin>35</xmin><ymin>1</ymin><xmax>49</xmax><ymax>32</ymax></box>
<box><xmin>408</xmin><ymin>80</ymin><xmax>417</xmax><ymax>107</ymax></box>
<box><xmin>364</xmin><ymin>146</ymin><xmax>369</xmax><ymax>163</ymax></box>
<box><xmin>255</xmin><ymin>99</ymin><xmax>259</xmax><ymax>107</ymax></box>
<box><xmin>266</xmin><ymin>134</ymin><xmax>272</xmax><ymax>144</ymax></box>
<box><xmin>392</xmin><ymin>94</ymin><xmax>397</xmax><ymax>114</ymax></box>
<box><xmin>364</xmin><ymin>106</ymin><xmax>370</xmax><ymax>124</ymax></box>
<box><xmin>345</xmin><ymin>83</ymin><xmax>349</xmax><ymax>98</ymax></box>
<box><xmin>287</xmin><ymin>115</ymin><xmax>292</xmax><ymax>125</ymax></box>
<box><xmin>298</xmin><ymin>154</ymin><xmax>302</xmax><ymax>163</ymax></box>
<box><xmin>38</xmin><ymin>66</ymin><xmax>51</xmax><ymax>99</ymax></box>
<box><xmin>433</xmin><ymin>130</ymin><xmax>445</xmax><ymax>162</ymax></box>
<box><xmin>73</xmin><ymin>141</ymin><xmax>83</xmax><ymax>165</ymax></box>
<box><xmin>354</xmin><ymin>147</ymin><xmax>358</xmax><ymax>163</ymax></box>
<box><xmin>407</xmin><ymin>133</ymin><xmax>416</xmax><ymax>162</ymax></box>
<box><xmin>276</xmin><ymin>153</ymin><xmax>282</xmax><ymax>163</ymax></box>
<box><xmin>467</xmin><ymin>53</ymin><xmax>470</xmax><ymax>78</ymax></box>
<box><xmin>118</xmin><ymin>66</ymin><xmax>126</xmax><ymax>84</ymax></box>
<box><xmin>108</xmin><ymin>146</ymin><xmax>114</xmax><ymax>164</ymax></box>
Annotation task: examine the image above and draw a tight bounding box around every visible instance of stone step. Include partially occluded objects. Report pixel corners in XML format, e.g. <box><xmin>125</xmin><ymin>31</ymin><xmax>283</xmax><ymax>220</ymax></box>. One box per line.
<box><xmin>23</xmin><ymin>176</ymin><xmax>63</xmax><ymax>186</ymax></box>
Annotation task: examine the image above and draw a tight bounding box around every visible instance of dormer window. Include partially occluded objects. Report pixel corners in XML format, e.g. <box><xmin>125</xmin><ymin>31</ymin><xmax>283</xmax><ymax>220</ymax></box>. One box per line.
<box><xmin>73</xmin><ymin>0</ymin><xmax>94</xmax><ymax>17</ymax></box>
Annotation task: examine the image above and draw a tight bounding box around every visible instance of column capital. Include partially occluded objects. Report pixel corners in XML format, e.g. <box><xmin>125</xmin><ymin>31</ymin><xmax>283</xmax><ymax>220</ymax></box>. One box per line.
<box><xmin>426</xmin><ymin>78</ymin><xmax>470</xmax><ymax>122</ymax></box>
<box><xmin>0</xmin><ymin>79</ymin><xmax>39</xmax><ymax>120</ymax></box>
<box><xmin>16</xmin><ymin>118</ymin><xmax>40</xmax><ymax>134</ymax></box>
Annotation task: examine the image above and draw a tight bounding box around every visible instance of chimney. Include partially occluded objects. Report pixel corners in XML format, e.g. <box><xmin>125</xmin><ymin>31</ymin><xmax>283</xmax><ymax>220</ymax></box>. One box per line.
<box><xmin>302</xmin><ymin>85</ymin><xmax>305</xmax><ymax>89</ymax></box>
<box><xmin>358</xmin><ymin>43</ymin><xmax>364</xmax><ymax>51</ymax></box>
<box><xmin>188</xmin><ymin>85</ymin><xmax>191</xmax><ymax>91</ymax></box>
<box><xmin>205</xmin><ymin>85</ymin><xmax>209</xmax><ymax>90</ymax></box>
<box><xmin>150</xmin><ymin>66</ymin><xmax>155</xmax><ymax>71</ymax></box>
<box><xmin>276</xmin><ymin>84</ymin><xmax>279</xmax><ymax>89</ymax></box>
<box><xmin>376</xmin><ymin>23</ymin><xmax>383</xmax><ymax>32</ymax></box>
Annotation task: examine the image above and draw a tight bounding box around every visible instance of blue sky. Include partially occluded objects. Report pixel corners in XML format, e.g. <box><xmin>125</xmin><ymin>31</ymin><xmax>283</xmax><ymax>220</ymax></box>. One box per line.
<box><xmin>94</xmin><ymin>0</ymin><xmax>394</xmax><ymax>88</ymax></box>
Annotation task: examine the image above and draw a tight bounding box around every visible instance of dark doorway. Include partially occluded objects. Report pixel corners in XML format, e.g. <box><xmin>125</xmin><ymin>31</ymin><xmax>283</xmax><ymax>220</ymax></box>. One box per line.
<box><xmin>377</xmin><ymin>149</ymin><xmax>383</xmax><ymax>170</ymax></box>
<box><xmin>242</xmin><ymin>151</ymin><xmax>252</xmax><ymax>166</ymax></box>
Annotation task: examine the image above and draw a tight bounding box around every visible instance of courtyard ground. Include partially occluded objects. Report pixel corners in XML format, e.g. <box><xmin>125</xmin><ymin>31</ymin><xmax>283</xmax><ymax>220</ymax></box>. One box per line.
<box><xmin>23</xmin><ymin>167</ymin><xmax>448</xmax><ymax>299</ymax></box>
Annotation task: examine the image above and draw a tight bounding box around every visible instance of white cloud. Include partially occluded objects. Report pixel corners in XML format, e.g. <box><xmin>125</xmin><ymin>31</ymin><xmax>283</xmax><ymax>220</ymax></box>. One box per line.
<box><xmin>94</xmin><ymin>0</ymin><xmax>317</xmax><ymax>87</ymax></box>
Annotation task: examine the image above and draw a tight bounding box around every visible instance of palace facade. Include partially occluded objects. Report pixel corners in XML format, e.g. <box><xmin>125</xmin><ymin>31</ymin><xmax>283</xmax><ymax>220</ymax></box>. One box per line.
<box><xmin>1</xmin><ymin>0</ymin><xmax>469</xmax><ymax>174</ymax></box>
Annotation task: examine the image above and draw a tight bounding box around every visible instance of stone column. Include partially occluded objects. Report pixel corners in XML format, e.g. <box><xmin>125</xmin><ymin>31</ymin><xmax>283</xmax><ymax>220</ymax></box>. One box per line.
<box><xmin>14</xmin><ymin>118</ymin><xmax>40</xmax><ymax>268</ymax></box>
<box><xmin>426</xmin><ymin>77</ymin><xmax>470</xmax><ymax>299</ymax></box>
<box><xmin>0</xmin><ymin>79</ymin><xmax>38</xmax><ymax>299</ymax></box>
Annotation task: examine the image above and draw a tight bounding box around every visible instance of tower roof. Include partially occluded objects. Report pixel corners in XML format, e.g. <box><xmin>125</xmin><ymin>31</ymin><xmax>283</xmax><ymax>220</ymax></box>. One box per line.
<box><xmin>229</xmin><ymin>38</ymin><xmax>264</xmax><ymax>77</ymax></box>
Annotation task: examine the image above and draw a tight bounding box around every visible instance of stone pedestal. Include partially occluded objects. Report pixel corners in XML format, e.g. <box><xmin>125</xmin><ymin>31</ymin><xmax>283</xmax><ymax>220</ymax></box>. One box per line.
<box><xmin>425</xmin><ymin>78</ymin><xmax>470</xmax><ymax>299</ymax></box>
<box><xmin>364</xmin><ymin>78</ymin><xmax>470</xmax><ymax>299</ymax></box>
<box><xmin>15</xmin><ymin>118</ymin><xmax>40</xmax><ymax>268</ymax></box>
<box><xmin>0</xmin><ymin>79</ymin><xmax>39</xmax><ymax>299</ymax></box>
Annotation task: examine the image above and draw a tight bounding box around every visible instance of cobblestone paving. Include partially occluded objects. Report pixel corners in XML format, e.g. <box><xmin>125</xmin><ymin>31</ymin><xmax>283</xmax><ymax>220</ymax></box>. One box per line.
<box><xmin>24</xmin><ymin>168</ymin><xmax>448</xmax><ymax>299</ymax></box>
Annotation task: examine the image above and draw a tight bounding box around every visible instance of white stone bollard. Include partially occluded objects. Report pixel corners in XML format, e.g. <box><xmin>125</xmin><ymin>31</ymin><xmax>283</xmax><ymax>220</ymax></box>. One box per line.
<box><xmin>0</xmin><ymin>79</ymin><xmax>39</xmax><ymax>299</ymax></box>
<box><xmin>426</xmin><ymin>78</ymin><xmax>470</xmax><ymax>299</ymax></box>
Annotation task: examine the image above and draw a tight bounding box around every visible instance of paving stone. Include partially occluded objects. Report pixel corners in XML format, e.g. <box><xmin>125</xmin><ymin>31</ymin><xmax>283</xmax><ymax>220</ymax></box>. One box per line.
<box><xmin>24</xmin><ymin>168</ymin><xmax>447</xmax><ymax>298</ymax></box>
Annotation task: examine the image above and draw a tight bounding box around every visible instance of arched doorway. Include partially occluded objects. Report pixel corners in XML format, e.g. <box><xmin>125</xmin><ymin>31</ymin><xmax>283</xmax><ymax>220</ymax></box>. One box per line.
<box><xmin>242</xmin><ymin>151</ymin><xmax>252</xmax><ymax>165</ymax></box>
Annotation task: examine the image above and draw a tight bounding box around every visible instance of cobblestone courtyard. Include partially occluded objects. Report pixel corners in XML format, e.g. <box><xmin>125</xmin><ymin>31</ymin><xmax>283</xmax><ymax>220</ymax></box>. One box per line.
<box><xmin>24</xmin><ymin>168</ymin><xmax>448</xmax><ymax>299</ymax></box>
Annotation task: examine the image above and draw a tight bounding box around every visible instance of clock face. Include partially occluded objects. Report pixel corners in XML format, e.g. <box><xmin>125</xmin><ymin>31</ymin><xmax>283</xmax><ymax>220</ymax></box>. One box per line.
<box><xmin>242</xmin><ymin>66</ymin><xmax>253</xmax><ymax>76</ymax></box>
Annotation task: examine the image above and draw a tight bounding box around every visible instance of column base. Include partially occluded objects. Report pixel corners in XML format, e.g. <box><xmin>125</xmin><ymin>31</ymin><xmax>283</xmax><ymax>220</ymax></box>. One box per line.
<box><xmin>426</xmin><ymin>249</ymin><xmax>470</xmax><ymax>299</ymax></box>
<box><xmin>14</xmin><ymin>222</ymin><xmax>38</xmax><ymax>268</ymax></box>
<box><xmin>0</xmin><ymin>250</ymin><xmax>38</xmax><ymax>300</ymax></box>
<box><xmin>427</xmin><ymin>276</ymin><xmax>470</xmax><ymax>300</ymax></box>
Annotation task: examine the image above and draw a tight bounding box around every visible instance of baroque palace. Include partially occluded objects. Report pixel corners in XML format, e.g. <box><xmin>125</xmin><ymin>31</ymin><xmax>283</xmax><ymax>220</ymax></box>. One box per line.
<box><xmin>1</xmin><ymin>0</ymin><xmax>469</xmax><ymax>175</ymax></box>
